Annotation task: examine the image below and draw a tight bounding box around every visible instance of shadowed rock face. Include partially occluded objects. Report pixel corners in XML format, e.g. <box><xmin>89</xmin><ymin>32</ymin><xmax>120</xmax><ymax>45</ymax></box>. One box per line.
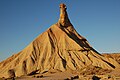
<box><xmin>0</xmin><ymin>3</ymin><xmax>120</xmax><ymax>78</ymax></box>
<box><xmin>8</xmin><ymin>69</ymin><xmax>15</xmax><ymax>78</ymax></box>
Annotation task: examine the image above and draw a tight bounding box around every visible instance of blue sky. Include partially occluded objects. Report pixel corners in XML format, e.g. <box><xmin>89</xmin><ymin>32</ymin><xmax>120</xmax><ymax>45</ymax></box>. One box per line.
<box><xmin>0</xmin><ymin>0</ymin><xmax>120</xmax><ymax>61</ymax></box>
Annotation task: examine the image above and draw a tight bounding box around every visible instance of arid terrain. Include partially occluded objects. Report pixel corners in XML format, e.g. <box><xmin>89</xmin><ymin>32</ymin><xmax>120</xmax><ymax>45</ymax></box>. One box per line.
<box><xmin>0</xmin><ymin>3</ymin><xmax>120</xmax><ymax>80</ymax></box>
<box><xmin>102</xmin><ymin>53</ymin><xmax>120</xmax><ymax>64</ymax></box>
<box><xmin>1</xmin><ymin>61</ymin><xmax>120</xmax><ymax>80</ymax></box>
<box><xmin>1</xmin><ymin>53</ymin><xmax>120</xmax><ymax>80</ymax></box>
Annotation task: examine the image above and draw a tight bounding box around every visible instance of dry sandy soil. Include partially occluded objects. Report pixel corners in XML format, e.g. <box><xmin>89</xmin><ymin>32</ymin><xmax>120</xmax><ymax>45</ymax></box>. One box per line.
<box><xmin>1</xmin><ymin>3</ymin><xmax>120</xmax><ymax>80</ymax></box>
<box><xmin>1</xmin><ymin>53</ymin><xmax>120</xmax><ymax>80</ymax></box>
<box><xmin>1</xmin><ymin>67</ymin><xmax>120</xmax><ymax>80</ymax></box>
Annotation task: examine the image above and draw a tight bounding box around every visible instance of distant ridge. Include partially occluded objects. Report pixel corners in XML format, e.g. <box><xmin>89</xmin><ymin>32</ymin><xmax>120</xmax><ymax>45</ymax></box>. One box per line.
<box><xmin>102</xmin><ymin>53</ymin><xmax>120</xmax><ymax>64</ymax></box>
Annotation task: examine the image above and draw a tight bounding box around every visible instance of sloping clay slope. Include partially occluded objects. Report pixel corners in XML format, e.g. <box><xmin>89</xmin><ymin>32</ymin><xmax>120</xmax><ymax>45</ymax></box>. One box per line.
<box><xmin>102</xmin><ymin>53</ymin><xmax>120</xmax><ymax>64</ymax></box>
<box><xmin>0</xmin><ymin>23</ymin><xmax>119</xmax><ymax>78</ymax></box>
<box><xmin>0</xmin><ymin>3</ymin><xmax>120</xmax><ymax>78</ymax></box>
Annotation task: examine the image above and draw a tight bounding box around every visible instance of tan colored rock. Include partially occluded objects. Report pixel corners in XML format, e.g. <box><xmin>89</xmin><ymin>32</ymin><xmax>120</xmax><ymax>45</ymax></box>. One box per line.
<box><xmin>58</xmin><ymin>3</ymin><xmax>72</xmax><ymax>27</ymax></box>
<box><xmin>102</xmin><ymin>53</ymin><xmax>120</xmax><ymax>64</ymax></box>
<box><xmin>0</xmin><ymin>3</ymin><xmax>120</xmax><ymax>78</ymax></box>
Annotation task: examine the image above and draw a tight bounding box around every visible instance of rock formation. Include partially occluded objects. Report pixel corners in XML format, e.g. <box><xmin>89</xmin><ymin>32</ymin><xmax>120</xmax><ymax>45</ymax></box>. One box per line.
<box><xmin>58</xmin><ymin>3</ymin><xmax>72</xmax><ymax>27</ymax></box>
<box><xmin>102</xmin><ymin>53</ymin><xmax>120</xmax><ymax>64</ymax></box>
<box><xmin>0</xmin><ymin>3</ymin><xmax>120</xmax><ymax>78</ymax></box>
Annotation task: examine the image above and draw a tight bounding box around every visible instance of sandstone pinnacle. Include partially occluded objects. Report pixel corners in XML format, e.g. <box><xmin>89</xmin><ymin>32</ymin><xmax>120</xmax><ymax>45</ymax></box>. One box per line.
<box><xmin>0</xmin><ymin>3</ymin><xmax>120</xmax><ymax>78</ymax></box>
<box><xmin>58</xmin><ymin>3</ymin><xmax>72</xmax><ymax>27</ymax></box>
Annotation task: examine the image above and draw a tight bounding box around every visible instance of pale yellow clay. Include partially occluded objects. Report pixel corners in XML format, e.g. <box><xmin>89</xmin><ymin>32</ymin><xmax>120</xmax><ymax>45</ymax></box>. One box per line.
<box><xmin>0</xmin><ymin>3</ymin><xmax>119</xmax><ymax>78</ymax></box>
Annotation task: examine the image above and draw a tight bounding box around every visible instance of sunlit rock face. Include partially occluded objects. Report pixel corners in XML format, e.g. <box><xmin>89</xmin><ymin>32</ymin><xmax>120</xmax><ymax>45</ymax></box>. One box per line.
<box><xmin>0</xmin><ymin>3</ymin><xmax>120</xmax><ymax>78</ymax></box>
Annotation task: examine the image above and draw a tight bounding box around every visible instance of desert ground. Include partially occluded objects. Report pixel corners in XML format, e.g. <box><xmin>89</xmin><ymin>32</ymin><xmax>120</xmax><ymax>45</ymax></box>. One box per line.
<box><xmin>1</xmin><ymin>71</ymin><xmax>120</xmax><ymax>80</ymax></box>
<box><xmin>0</xmin><ymin>3</ymin><xmax>120</xmax><ymax>80</ymax></box>
<box><xmin>1</xmin><ymin>53</ymin><xmax>120</xmax><ymax>80</ymax></box>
